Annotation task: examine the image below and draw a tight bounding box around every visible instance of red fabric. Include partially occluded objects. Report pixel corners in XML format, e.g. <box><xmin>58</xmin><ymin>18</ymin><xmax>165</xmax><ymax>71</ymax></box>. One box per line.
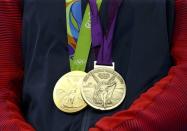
<box><xmin>90</xmin><ymin>0</ymin><xmax>187</xmax><ymax>131</ymax></box>
<box><xmin>0</xmin><ymin>1</ymin><xmax>35</xmax><ymax>130</ymax></box>
<box><xmin>0</xmin><ymin>0</ymin><xmax>187</xmax><ymax>131</ymax></box>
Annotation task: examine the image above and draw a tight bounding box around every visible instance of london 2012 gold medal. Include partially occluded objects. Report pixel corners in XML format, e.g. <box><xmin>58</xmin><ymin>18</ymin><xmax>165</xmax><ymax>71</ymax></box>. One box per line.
<box><xmin>53</xmin><ymin>71</ymin><xmax>87</xmax><ymax>113</ymax></box>
<box><xmin>81</xmin><ymin>68</ymin><xmax>126</xmax><ymax>110</ymax></box>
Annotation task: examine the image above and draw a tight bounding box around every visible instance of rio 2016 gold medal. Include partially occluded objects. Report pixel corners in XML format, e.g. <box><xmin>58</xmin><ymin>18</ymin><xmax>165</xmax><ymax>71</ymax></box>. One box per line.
<box><xmin>81</xmin><ymin>67</ymin><xmax>126</xmax><ymax>111</ymax></box>
<box><xmin>53</xmin><ymin>71</ymin><xmax>87</xmax><ymax>113</ymax></box>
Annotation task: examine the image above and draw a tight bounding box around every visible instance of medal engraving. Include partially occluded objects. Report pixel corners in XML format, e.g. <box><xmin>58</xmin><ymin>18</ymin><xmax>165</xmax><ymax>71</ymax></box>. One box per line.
<box><xmin>81</xmin><ymin>68</ymin><xmax>126</xmax><ymax>110</ymax></box>
<box><xmin>53</xmin><ymin>71</ymin><xmax>87</xmax><ymax>113</ymax></box>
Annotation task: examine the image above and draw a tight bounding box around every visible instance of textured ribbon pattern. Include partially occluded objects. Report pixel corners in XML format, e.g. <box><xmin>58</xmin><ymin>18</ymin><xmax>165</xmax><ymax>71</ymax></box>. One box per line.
<box><xmin>66</xmin><ymin>0</ymin><xmax>82</xmax><ymax>60</ymax></box>
<box><xmin>66</xmin><ymin>0</ymin><xmax>102</xmax><ymax>71</ymax></box>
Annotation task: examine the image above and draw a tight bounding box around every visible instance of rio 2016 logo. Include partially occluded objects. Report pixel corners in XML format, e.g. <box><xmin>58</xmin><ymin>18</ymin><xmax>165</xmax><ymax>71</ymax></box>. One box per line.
<box><xmin>85</xmin><ymin>12</ymin><xmax>91</xmax><ymax>29</ymax></box>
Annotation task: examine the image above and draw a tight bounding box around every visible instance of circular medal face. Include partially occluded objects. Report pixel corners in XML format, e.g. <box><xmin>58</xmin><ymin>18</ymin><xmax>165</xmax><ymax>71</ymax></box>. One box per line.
<box><xmin>53</xmin><ymin>71</ymin><xmax>87</xmax><ymax>113</ymax></box>
<box><xmin>81</xmin><ymin>68</ymin><xmax>126</xmax><ymax>110</ymax></box>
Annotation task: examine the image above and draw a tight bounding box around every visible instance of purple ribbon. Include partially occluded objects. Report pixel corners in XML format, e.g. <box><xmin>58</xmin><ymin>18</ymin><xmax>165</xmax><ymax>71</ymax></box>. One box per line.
<box><xmin>89</xmin><ymin>0</ymin><xmax>123</xmax><ymax>66</ymax></box>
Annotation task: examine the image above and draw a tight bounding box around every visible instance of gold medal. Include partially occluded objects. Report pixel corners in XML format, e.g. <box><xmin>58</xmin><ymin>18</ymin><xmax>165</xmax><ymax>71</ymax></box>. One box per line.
<box><xmin>53</xmin><ymin>71</ymin><xmax>87</xmax><ymax>113</ymax></box>
<box><xmin>81</xmin><ymin>67</ymin><xmax>126</xmax><ymax>110</ymax></box>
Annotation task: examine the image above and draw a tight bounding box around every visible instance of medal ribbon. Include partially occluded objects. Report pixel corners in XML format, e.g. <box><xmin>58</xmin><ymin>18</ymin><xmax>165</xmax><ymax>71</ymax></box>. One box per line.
<box><xmin>66</xmin><ymin>0</ymin><xmax>102</xmax><ymax>71</ymax></box>
<box><xmin>66</xmin><ymin>0</ymin><xmax>82</xmax><ymax>60</ymax></box>
<box><xmin>89</xmin><ymin>0</ymin><xmax>123</xmax><ymax>66</ymax></box>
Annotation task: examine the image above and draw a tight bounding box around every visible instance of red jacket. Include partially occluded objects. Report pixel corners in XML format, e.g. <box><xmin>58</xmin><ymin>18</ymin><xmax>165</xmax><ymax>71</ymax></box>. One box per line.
<box><xmin>0</xmin><ymin>0</ymin><xmax>186</xmax><ymax>131</ymax></box>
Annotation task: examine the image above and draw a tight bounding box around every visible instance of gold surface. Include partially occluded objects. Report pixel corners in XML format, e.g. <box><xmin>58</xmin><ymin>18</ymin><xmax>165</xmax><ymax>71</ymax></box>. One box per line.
<box><xmin>53</xmin><ymin>71</ymin><xmax>87</xmax><ymax>113</ymax></box>
<box><xmin>81</xmin><ymin>68</ymin><xmax>126</xmax><ymax>110</ymax></box>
